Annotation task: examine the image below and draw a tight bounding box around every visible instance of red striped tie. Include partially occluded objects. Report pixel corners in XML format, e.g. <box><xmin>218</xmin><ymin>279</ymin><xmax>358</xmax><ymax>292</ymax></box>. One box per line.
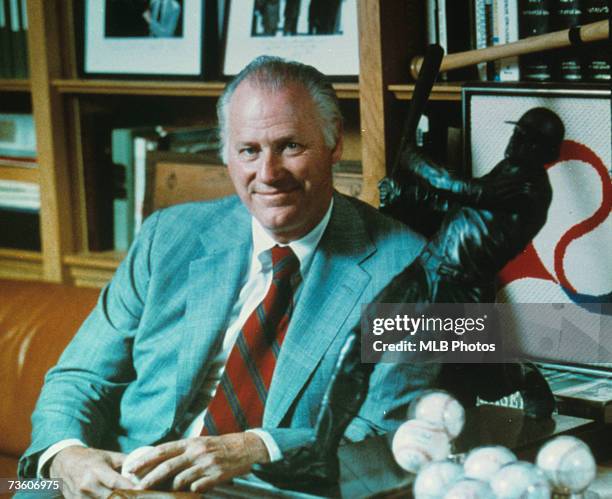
<box><xmin>202</xmin><ymin>245</ymin><xmax>300</xmax><ymax>435</ymax></box>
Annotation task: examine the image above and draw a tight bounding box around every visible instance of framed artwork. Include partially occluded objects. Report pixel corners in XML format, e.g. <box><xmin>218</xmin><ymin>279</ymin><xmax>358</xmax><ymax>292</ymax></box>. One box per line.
<box><xmin>463</xmin><ymin>83</ymin><xmax>611</xmax><ymax>366</ymax></box>
<box><xmin>82</xmin><ymin>0</ymin><xmax>213</xmax><ymax>78</ymax></box>
<box><xmin>222</xmin><ymin>0</ymin><xmax>359</xmax><ymax>77</ymax></box>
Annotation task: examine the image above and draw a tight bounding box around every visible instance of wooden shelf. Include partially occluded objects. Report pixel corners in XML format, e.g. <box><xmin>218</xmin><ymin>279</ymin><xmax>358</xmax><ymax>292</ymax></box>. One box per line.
<box><xmin>0</xmin><ymin>248</ymin><xmax>43</xmax><ymax>281</ymax></box>
<box><xmin>64</xmin><ymin>251</ymin><xmax>125</xmax><ymax>269</ymax></box>
<box><xmin>389</xmin><ymin>82</ymin><xmax>463</xmax><ymax>101</ymax></box>
<box><xmin>52</xmin><ymin>79</ymin><xmax>360</xmax><ymax>99</ymax></box>
<box><xmin>0</xmin><ymin>165</ymin><xmax>39</xmax><ymax>183</ymax></box>
<box><xmin>0</xmin><ymin>79</ymin><xmax>31</xmax><ymax>92</ymax></box>
<box><xmin>63</xmin><ymin>251</ymin><xmax>125</xmax><ymax>288</ymax></box>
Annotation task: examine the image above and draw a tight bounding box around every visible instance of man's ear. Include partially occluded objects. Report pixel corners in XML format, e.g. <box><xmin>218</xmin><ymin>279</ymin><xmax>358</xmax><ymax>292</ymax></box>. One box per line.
<box><xmin>331</xmin><ymin>123</ymin><xmax>344</xmax><ymax>164</ymax></box>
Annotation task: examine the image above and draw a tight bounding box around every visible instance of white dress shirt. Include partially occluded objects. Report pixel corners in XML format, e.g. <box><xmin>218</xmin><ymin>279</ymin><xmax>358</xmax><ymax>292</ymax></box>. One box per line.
<box><xmin>38</xmin><ymin>199</ymin><xmax>333</xmax><ymax>476</ymax></box>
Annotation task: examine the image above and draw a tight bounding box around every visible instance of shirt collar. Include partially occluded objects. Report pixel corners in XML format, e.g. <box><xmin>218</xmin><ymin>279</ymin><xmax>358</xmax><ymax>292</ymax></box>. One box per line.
<box><xmin>250</xmin><ymin>198</ymin><xmax>334</xmax><ymax>276</ymax></box>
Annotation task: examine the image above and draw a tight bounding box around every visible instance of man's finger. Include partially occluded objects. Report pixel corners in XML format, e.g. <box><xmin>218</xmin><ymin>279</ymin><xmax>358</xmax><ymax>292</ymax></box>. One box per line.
<box><xmin>191</xmin><ymin>475</ymin><xmax>222</xmax><ymax>494</ymax></box>
<box><xmin>105</xmin><ymin>450</ymin><xmax>128</xmax><ymax>469</ymax></box>
<box><xmin>97</xmin><ymin>464</ymin><xmax>138</xmax><ymax>490</ymax></box>
<box><xmin>127</xmin><ymin>443</ymin><xmax>183</xmax><ymax>474</ymax></box>
<box><xmin>172</xmin><ymin>464</ymin><xmax>209</xmax><ymax>491</ymax></box>
<box><xmin>138</xmin><ymin>454</ymin><xmax>191</xmax><ymax>489</ymax></box>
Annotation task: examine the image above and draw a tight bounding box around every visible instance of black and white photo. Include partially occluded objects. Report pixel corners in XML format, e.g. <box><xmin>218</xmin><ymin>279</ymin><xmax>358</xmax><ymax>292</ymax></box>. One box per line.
<box><xmin>84</xmin><ymin>0</ymin><xmax>202</xmax><ymax>77</ymax></box>
<box><xmin>224</xmin><ymin>0</ymin><xmax>358</xmax><ymax>76</ymax></box>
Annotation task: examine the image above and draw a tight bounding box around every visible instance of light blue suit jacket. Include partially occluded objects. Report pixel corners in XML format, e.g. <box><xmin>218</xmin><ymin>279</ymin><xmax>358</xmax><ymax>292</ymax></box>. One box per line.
<box><xmin>20</xmin><ymin>193</ymin><xmax>436</xmax><ymax>478</ymax></box>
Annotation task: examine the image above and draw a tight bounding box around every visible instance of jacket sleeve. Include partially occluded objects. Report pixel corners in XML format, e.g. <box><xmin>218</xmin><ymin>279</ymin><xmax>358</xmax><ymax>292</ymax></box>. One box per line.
<box><xmin>18</xmin><ymin>212</ymin><xmax>161</xmax><ymax>479</ymax></box>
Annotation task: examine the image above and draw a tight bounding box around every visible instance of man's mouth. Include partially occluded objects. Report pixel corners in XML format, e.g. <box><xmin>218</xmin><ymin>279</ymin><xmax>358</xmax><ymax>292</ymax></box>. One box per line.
<box><xmin>254</xmin><ymin>185</ymin><xmax>300</xmax><ymax>196</ymax></box>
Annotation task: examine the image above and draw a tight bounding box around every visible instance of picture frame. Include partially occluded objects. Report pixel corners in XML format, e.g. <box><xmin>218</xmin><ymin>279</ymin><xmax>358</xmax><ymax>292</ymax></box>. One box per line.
<box><xmin>222</xmin><ymin>0</ymin><xmax>359</xmax><ymax>78</ymax></box>
<box><xmin>81</xmin><ymin>0</ymin><xmax>216</xmax><ymax>78</ymax></box>
<box><xmin>463</xmin><ymin>83</ymin><xmax>611</xmax><ymax>366</ymax></box>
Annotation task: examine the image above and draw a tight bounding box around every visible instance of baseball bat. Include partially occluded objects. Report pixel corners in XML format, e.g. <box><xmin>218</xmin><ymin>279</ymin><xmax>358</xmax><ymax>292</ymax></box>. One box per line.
<box><xmin>392</xmin><ymin>44</ymin><xmax>444</xmax><ymax>178</ymax></box>
<box><xmin>410</xmin><ymin>20</ymin><xmax>609</xmax><ymax>80</ymax></box>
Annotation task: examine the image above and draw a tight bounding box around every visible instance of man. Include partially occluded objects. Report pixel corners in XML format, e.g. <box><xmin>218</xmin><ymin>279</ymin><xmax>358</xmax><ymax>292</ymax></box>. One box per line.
<box><xmin>254</xmin><ymin>0</ymin><xmax>280</xmax><ymax>36</ymax></box>
<box><xmin>20</xmin><ymin>56</ymin><xmax>433</xmax><ymax>496</ymax></box>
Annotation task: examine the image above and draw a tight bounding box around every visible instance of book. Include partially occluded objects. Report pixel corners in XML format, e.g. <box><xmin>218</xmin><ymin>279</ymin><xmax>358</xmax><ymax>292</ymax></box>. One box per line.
<box><xmin>474</xmin><ymin>0</ymin><xmax>490</xmax><ymax>80</ymax></box>
<box><xmin>426</xmin><ymin>0</ymin><xmax>439</xmax><ymax>45</ymax></box>
<box><xmin>553</xmin><ymin>0</ymin><xmax>584</xmax><ymax>81</ymax></box>
<box><xmin>0</xmin><ymin>0</ymin><xmax>12</xmax><ymax>78</ymax></box>
<box><xmin>8</xmin><ymin>0</ymin><xmax>26</xmax><ymax>78</ymax></box>
<box><xmin>0</xmin><ymin>154</ymin><xmax>37</xmax><ymax>168</ymax></box>
<box><xmin>518</xmin><ymin>0</ymin><xmax>553</xmax><ymax>81</ymax></box>
<box><xmin>542</xmin><ymin>366</ymin><xmax>612</xmax><ymax>424</ymax></box>
<box><xmin>0</xmin><ymin>113</ymin><xmax>36</xmax><ymax>157</ymax></box>
<box><xmin>16</xmin><ymin>0</ymin><xmax>27</xmax><ymax>77</ymax></box>
<box><xmin>582</xmin><ymin>0</ymin><xmax>610</xmax><ymax>82</ymax></box>
<box><xmin>133</xmin><ymin>133</ymin><xmax>161</xmax><ymax>235</ymax></box>
<box><xmin>493</xmin><ymin>0</ymin><xmax>520</xmax><ymax>81</ymax></box>
<box><xmin>111</xmin><ymin>126</ymin><xmax>158</xmax><ymax>251</ymax></box>
<box><xmin>485</xmin><ymin>0</ymin><xmax>496</xmax><ymax>80</ymax></box>
<box><xmin>555</xmin><ymin>379</ymin><xmax>612</xmax><ymax>424</ymax></box>
<box><xmin>0</xmin><ymin>178</ymin><xmax>39</xmax><ymax>210</ymax></box>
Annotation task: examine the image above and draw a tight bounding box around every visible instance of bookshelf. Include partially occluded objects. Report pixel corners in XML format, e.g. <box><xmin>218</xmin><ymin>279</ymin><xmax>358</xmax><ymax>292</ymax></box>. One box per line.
<box><xmin>0</xmin><ymin>0</ymin><xmax>434</xmax><ymax>285</ymax></box>
<box><xmin>6</xmin><ymin>0</ymin><xmax>600</xmax><ymax>287</ymax></box>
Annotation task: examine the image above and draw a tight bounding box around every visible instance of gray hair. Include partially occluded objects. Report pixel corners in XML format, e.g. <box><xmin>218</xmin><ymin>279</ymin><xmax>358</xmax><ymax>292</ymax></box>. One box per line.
<box><xmin>217</xmin><ymin>56</ymin><xmax>342</xmax><ymax>163</ymax></box>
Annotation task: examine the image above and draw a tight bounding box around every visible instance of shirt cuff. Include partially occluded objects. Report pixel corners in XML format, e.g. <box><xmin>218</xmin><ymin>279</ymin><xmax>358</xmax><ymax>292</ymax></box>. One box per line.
<box><xmin>37</xmin><ymin>439</ymin><xmax>87</xmax><ymax>478</ymax></box>
<box><xmin>245</xmin><ymin>429</ymin><xmax>282</xmax><ymax>462</ymax></box>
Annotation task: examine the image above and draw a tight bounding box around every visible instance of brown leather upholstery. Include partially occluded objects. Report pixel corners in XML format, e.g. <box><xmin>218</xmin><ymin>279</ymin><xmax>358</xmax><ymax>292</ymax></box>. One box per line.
<box><xmin>0</xmin><ymin>279</ymin><xmax>99</xmax><ymax>476</ymax></box>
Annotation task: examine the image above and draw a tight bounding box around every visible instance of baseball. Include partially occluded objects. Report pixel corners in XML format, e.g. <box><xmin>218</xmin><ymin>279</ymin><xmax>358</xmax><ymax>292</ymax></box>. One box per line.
<box><xmin>413</xmin><ymin>460</ymin><xmax>464</xmax><ymax>499</ymax></box>
<box><xmin>392</xmin><ymin>419</ymin><xmax>452</xmax><ymax>473</ymax></box>
<box><xmin>443</xmin><ymin>478</ymin><xmax>495</xmax><ymax>499</ymax></box>
<box><xmin>490</xmin><ymin>461</ymin><xmax>551</xmax><ymax>499</ymax></box>
<box><xmin>121</xmin><ymin>445</ymin><xmax>155</xmax><ymax>485</ymax></box>
<box><xmin>408</xmin><ymin>390</ymin><xmax>466</xmax><ymax>439</ymax></box>
<box><xmin>536</xmin><ymin>435</ymin><xmax>596</xmax><ymax>493</ymax></box>
<box><xmin>463</xmin><ymin>445</ymin><xmax>517</xmax><ymax>480</ymax></box>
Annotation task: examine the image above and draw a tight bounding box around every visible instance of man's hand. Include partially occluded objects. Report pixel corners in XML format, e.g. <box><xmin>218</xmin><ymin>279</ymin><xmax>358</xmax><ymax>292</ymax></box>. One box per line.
<box><xmin>126</xmin><ymin>432</ymin><xmax>270</xmax><ymax>493</ymax></box>
<box><xmin>378</xmin><ymin>177</ymin><xmax>402</xmax><ymax>208</ymax></box>
<box><xmin>49</xmin><ymin>446</ymin><xmax>137</xmax><ymax>498</ymax></box>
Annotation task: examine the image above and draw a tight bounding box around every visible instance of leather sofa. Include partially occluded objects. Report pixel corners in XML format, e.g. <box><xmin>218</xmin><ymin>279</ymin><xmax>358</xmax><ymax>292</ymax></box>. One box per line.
<box><xmin>0</xmin><ymin>279</ymin><xmax>99</xmax><ymax>477</ymax></box>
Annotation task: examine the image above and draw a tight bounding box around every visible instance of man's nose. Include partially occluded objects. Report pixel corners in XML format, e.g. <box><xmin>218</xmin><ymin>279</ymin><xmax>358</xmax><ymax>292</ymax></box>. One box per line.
<box><xmin>259</xmin><ymin>150</ymin><xmax>284</xmax><ymax>183</ymax></box>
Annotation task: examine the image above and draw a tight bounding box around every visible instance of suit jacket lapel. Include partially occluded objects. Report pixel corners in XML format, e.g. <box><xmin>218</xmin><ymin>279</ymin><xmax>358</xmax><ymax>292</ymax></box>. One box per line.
<box><xmin>173</xmin><ymin>201</ymin><xmax>251</xmax><ymax>421</ymax></box>
<box><xmin>265</xmin><ymin>194</ymin><xmax>376</xmax><ymax>427</ymax></box>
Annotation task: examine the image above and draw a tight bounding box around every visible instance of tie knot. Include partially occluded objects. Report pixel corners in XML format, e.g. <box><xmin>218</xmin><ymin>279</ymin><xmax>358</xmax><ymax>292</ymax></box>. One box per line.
<box><xmin>271</xmin><ymin>245</ymin><xmax>300</xmax><ymax>281</ymax></box>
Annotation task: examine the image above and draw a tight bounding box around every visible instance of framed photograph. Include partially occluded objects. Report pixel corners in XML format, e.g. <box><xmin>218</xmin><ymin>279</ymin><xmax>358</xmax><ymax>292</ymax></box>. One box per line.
<box><xmin>463</xmin><ymin>83</ymin><xmax>611</xmax><ymax>365</ymax></box>
<box><xmin>82</xmin><ymin>0</ymin><xmax>211</xmax><ymax>77</ymax></box>
<box><xmin>222</xmin><ymin>0</ymin><xmax>359</xmax><ymax>77</ymax></box>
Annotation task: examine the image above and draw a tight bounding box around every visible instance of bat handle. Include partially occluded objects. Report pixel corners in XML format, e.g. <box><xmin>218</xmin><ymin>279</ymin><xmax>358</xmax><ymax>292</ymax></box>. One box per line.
<box><xmin>392</xmin><ymin>44</ymin><xmax>444</xmax><ymax>178</ymax></box>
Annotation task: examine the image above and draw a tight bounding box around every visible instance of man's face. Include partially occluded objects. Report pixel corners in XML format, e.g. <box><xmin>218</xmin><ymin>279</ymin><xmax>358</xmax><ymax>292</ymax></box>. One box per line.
<box><xmin>226</xmin><ymin>81</ymin><xmax>342</xmax><ymax>242</ymax></box>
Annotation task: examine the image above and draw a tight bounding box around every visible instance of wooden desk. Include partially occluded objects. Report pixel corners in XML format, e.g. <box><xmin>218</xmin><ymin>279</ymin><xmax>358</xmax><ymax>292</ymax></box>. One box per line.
<box><xmin>110</xmin><ymin>406</ymin><xmax>611</xmax><ymax>499</ymax></box>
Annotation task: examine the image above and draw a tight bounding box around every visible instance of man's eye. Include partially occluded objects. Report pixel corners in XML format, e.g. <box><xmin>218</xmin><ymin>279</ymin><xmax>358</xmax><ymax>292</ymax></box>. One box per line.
<box><xmin>284</xmin><ymin>142</ymin><xmax>303</xmax><ymax>153</ymax></box>
<box><xmin>240</xmin><ymin>147</ymin><xmax>257</xmax><ymax>157</ymax></box>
